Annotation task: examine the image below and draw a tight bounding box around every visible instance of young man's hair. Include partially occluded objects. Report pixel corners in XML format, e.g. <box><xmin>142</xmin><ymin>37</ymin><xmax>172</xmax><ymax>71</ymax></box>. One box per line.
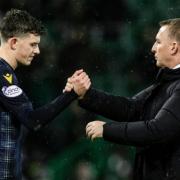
<box><xmin>160</xmin><ymin>18</ymin><xmax>180</xmax><ymax>42</ymax></box>
<box><xmin>0</xmin><ymin>9</ymin><xmax>46</xmax><ymax>41</ymax></box>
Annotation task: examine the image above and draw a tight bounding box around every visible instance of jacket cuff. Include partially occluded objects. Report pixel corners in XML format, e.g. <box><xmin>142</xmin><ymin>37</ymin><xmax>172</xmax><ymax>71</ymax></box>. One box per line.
<box><xmin>103</xmin><ymin>122</ymin><xmax>128</xmax><ymax>144</ymax></box>
<box><xmin>78</xmin><ymin>88</ymin><xmax>94</xmax><ymax>103</ymax></box>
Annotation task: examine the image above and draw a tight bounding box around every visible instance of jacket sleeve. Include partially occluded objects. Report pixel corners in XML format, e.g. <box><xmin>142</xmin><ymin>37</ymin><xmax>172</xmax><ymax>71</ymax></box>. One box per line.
<box><xmin>79</xmin><ymin>88</ymin><xmax>148</xmax><ymax>122</ymax></box>
<box><xmin>103</xmin><ymin>89</ymin><xmax>180</xmax><ymax>146</ymax></box>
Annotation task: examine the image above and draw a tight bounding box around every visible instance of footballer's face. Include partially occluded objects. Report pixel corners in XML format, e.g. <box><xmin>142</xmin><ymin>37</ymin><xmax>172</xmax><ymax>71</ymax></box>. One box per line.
<box><xmin>15</xmin><ymin>33</ymin><xmax>40</xmax><ymax>66</ymax></box>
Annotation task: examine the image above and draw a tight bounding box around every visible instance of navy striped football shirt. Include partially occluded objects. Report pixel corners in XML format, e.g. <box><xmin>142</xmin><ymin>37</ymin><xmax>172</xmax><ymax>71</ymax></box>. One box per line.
<box><xmin>0</xmin><ymin>58</ymin><xmax>77</xmax><ymax>179</ymax></box>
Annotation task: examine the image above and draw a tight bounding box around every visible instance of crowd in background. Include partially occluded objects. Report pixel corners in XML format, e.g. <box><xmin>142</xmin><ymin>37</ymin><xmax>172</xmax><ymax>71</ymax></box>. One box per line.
<box><xmin>0</xmin><ymin>0</ymin><xmax>180</xmax><ymax>179</ymax></box>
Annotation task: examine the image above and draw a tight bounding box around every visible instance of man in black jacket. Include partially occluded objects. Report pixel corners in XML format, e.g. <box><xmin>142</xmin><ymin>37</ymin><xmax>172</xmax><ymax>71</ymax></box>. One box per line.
<box><xmin>65</xmin><ymin>18</ymin><xmax>180</xmax><ymax>180</ymax></box>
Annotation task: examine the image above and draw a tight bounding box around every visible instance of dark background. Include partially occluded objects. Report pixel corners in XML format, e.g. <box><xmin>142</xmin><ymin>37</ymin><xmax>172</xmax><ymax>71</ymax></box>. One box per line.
<box><xmin>0</xmin><ymin>0</ymin><xmax>180</xmax><ymax>179</ymax></box>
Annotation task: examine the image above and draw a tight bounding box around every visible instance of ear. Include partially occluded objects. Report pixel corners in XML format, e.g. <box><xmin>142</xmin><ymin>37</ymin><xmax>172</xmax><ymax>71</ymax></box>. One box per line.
<box><xmin>170</xmin><ymin>42</ymin><xmax>178</xmax><ymax>55</ymax></box>
<box><xmin>8</xmin><ymin>37</ymin><xmax>18</xmax><ymax>50</ymax></box>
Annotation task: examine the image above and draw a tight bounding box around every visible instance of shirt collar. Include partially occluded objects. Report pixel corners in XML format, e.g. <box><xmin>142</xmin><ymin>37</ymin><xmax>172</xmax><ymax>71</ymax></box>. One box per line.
<box><xmin>173</xmin><ymin>64</ymin><xmax>180</xmax><ymax>69</ymax></box>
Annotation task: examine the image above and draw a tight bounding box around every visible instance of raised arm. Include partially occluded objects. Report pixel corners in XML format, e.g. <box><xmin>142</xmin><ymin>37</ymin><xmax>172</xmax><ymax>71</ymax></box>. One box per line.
<box><xmin>0</xmin><ymin>70</ymin><xmax>83</xmax><ymax>131</ymax></box>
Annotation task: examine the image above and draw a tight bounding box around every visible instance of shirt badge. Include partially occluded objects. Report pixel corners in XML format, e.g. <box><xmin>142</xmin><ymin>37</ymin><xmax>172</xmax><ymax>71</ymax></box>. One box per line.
<box><xmin>2</xmin><ymin>85</ymin><xmax>23</xmax><ymax>97</ymax></box>
<box><xmin>3</xmin><ymin>73</ymin><xmax>13</xmax><ymax>84</ymax></box>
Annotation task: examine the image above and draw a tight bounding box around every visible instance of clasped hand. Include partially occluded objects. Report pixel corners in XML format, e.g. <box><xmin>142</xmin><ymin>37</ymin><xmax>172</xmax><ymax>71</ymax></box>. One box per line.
<box><xmin>64</xmin><ymin>69</ymin><xmax>106</xmax><ymax>140</ymax></box>
<box><xmin>63</xmin><ymin>69</ymin><xmax>91</xmax><ymax>98</ymax></box>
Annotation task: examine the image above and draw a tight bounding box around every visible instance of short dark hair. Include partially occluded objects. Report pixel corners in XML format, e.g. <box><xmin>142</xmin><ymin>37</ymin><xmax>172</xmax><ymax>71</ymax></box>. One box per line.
<box><xmin>160</xmin><ymin>18</ymin><xmax>180</xmax><ymax>42</ymax></box>
<box><xmin>0</xmin><ymin>9</ymin><xmax>46</xmax><ymax>41</ymax></box>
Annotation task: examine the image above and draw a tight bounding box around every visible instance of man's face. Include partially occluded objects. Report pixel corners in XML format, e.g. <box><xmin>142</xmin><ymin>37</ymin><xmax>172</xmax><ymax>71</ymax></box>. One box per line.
<box><xmin>15</xmin><ymin>33</ymin><xmax>40</xmax><ymax>66</ymax></box>
<box><xmin>151</xmin><ymin>25</ymin><xmax>174</xmax><ymax>68</ymax></box>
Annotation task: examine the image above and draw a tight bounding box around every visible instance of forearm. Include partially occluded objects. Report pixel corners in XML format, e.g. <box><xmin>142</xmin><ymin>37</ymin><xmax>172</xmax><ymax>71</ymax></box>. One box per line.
<box><xmin>79</xmin><ymin>88</ymin><xmax>140</xmax><ymax>121</ymax></box>
<box><xmin>103</xmin><ymin>109</ymin><xmax>180</xmax><ymax>146</ymax></box>
<box><xmin>20</xmin><ymin>91</ymin><xmax>78</xmax><ymax>130</ymax></box>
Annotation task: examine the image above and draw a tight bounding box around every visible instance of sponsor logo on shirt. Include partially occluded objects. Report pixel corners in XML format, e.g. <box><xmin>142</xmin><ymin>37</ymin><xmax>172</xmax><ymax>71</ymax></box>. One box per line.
<box><xmin>3</xmin><ymin>73</ymin><xmax>13</xmax><ymax>84</ymax></box>
<box><xmin>2</xmin><ymin>85</ymin><xmax>23</xmax><ymax>97</ymax></box>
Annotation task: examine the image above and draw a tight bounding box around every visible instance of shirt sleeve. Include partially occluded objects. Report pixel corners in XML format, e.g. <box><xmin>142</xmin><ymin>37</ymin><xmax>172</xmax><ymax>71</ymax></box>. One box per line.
<box><xmin>103</xmin><ymin>89</ymin><xmax>180</xmax><ymax>146</ymax></box>
<box><xmin>0</xmin><ymin>70</ymin><xmax>77</xmax><ymax>131</ymax></box>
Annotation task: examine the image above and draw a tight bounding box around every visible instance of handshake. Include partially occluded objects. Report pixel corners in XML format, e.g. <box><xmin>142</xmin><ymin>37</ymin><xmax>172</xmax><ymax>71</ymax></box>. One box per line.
<box><xmin>63</xmin><ymin>69</ymin><xmax>106</xmax><ymax>140</ymax></box>
<box><xmin>63</xmin><ymin>69</ymin><xmax>91</xmax><ymax>98</ymax></box>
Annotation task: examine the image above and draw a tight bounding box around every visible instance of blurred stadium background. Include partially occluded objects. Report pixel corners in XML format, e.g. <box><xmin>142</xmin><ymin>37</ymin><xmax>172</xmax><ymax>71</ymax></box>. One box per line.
<box><xmin>0</xmin><ymin>0</ymin><xmax>180</xmax><ymax>179</ymax></box>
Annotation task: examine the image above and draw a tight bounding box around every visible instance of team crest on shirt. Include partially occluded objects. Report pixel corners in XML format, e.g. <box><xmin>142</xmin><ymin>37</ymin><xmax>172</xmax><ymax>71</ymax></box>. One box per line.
<box><xmin>2</xmin><ymin>85</ymin><xmax>23</xmax><ymax>97</ymax></box>
<box><xmin>3</xmin><ymin>73</ymin><xmax>13</xmax><ymax>84</ymax></box>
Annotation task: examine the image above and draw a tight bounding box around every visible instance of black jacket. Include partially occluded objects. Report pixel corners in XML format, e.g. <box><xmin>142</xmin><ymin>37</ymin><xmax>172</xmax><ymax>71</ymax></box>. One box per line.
<box><xmin>79</xmin><ymin>67</ymin><xmax>180</xmax><ymax>180</ymax></box>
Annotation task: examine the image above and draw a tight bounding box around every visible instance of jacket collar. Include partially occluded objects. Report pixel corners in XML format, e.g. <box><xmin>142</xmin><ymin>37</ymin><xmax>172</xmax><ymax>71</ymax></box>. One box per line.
<box><xmin>156</xmin><ymin>67</ymin><xmax>180</xmax><ymax>82</ymax></box>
